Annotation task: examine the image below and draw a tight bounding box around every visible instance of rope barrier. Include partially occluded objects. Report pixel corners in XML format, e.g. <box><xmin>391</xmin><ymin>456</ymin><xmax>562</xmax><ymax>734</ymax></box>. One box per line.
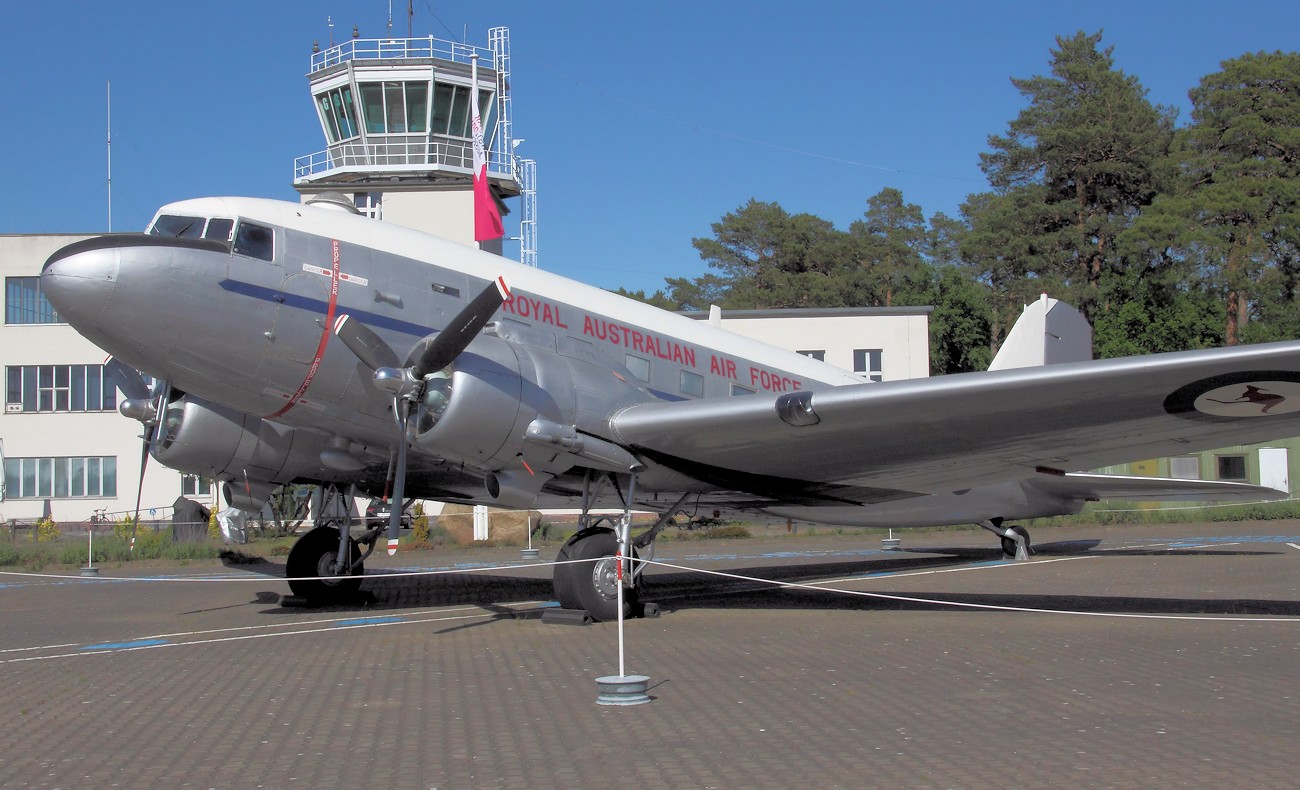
<box><xmin>1</xmin><ymin>551</ymin><xmax>1297</xmax><ymax>623</ymax></box>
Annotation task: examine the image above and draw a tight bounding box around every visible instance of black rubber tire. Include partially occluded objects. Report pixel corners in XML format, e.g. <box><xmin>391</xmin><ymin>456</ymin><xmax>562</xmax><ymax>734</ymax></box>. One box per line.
<box><xmin>286</xmin><ymin>526</ymin><xmax>363</xmax><ymax>603</ymax></box>
<box><xmin>553</xmin><ymin>528</ymin><xmax>638</xmax><ymax>622</ymax></box>
<box><xmin>1000</xmin><ymin>525</ymin><xmax>1031</xmax><ymax>558</ymax></box>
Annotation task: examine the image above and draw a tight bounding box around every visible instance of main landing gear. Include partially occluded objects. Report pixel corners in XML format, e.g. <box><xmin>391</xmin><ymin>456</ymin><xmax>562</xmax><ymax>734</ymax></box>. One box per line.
<box><xmin>552</xmin><ymin>471</ymin><xmax>689</xmax><ymax>622</ymax></box>
<box><xmin>285</xmin><ymin>483</ymin><xmax>384</xmax><ymax>604</ymax></box>
<box><xmin>979</xmin><ymin>518</ymin><xmax>1032</xmax><ymax>560</ymax></box>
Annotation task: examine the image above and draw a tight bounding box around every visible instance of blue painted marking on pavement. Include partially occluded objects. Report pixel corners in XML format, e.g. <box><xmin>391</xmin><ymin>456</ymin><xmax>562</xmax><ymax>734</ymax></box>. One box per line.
<box><xmin>80</xmin><ymin>638</ymin><xmax>169</xmax><ymax>651</ymax></box>
<box><xmin>334</xmin><ymin>616</ymin><xmax>404</xmax><ymax>627</ymax></box>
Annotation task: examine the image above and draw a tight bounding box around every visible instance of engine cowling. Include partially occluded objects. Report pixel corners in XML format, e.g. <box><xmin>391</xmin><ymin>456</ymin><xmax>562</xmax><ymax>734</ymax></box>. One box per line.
<box><xmin>150</xmin><ymin>395</ymin><xmax>341</xmax><ymax>511</ymax></box>
<box><xmin>409</xmin><ymin>334</ymin><xmax>649</xmax><ymax>508</ymax></box>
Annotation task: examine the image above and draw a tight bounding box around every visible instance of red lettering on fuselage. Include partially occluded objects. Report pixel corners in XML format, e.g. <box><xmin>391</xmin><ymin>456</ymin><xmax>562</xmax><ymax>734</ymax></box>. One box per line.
<box><xmin>749</xmin><ymin>366</ymin><xmax>801</xmax><ymax>393</ymax></box>
<box><xmin>501</xmin><ymin>294</ymin><xmax>569</xmax><ymax>329</ymax></box>
<box><xmin>710</xmin><ymin>354</ymin><xmax>738</xmax><ymax>379</ymax></box>
<box><xmin>583</xmin><ymin>316</ymin><xmax>696</xmax><ymax>368</ymax></box>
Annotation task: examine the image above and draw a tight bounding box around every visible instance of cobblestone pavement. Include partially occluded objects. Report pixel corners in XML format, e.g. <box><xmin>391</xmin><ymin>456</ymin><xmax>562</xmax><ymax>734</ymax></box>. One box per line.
<box><xmin>2</xmin><ymin>521</ymin><xmax>1298</xmax><ymax>788</ymax></box>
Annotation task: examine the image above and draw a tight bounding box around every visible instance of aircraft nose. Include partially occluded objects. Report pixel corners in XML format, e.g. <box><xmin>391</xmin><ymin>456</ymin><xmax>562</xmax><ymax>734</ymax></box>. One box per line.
<box><xmin>41</xmin><ymin>236</ymin><xmax>124</xmax><ymax>324</ymax></box>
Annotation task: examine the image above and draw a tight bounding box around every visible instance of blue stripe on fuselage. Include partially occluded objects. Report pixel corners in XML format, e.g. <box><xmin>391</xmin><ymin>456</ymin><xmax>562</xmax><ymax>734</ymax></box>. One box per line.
<box><xmin>219</xmin><ymin>277</ymin><xmax>689</xmax><ymax>402</ymax></box>
<box><xmin>218</xmin><ymin>278</ymin><xmax>434</xmax><ymax>338</ymax></box>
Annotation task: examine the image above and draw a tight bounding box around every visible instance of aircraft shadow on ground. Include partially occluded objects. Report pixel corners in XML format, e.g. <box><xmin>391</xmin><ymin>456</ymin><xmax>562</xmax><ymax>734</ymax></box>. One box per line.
<box><xmin>238</xmin><ymin>538</ymin><xmax>1295</xmax><ymax>618</ymax></box>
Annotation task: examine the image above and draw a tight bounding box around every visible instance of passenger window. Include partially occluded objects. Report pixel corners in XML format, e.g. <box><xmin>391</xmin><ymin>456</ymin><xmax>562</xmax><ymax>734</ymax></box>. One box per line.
<box><xmin>625</xmin><ymin>355</ymin><xmax>650</xmax><ymax>382</ymax></box>
<box><xmin>150</xmin><ymin>215</ymin><xmax>204</xmax><ymax>238</ymax></box>
<box><xmin>204</xmin><ymin>218</ymin><xmax>234</xmax><ymax>242</ymax></box>
<box><xmin>680</xmin><ymin>370</ymin><xmax>704</xmax><ymax>398</ymax></box>
<box><xmin>233</xmin><ymin>222</ymin><xmax>274</xmax><ymax>261</ymax></box>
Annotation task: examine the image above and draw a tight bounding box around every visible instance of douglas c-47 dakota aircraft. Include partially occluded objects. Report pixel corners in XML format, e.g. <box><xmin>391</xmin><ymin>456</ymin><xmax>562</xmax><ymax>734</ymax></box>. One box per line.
<box><xmin>41</xmin><ymin>196</ymin><xmax>1300</xmax><ymax>618</ymax></box>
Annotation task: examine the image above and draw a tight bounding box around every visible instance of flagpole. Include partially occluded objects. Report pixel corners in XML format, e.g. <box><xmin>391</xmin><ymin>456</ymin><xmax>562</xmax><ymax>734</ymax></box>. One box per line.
<box><xmin>471</xmin><ymin>53</ymin><xmax>481</xmax><ymax>250</ymax></box>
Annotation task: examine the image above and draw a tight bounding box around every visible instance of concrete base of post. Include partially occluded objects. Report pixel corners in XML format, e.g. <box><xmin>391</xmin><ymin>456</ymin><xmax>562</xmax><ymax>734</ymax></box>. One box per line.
<box><xmin>595</xmin><ymin>674</ymin><xmax>651</xmax><ymax>706</ymax></box>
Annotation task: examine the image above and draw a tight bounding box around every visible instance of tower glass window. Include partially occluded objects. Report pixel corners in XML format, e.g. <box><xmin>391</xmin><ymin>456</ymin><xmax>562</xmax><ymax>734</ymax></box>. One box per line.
<box><xmin>318</xmin><ymin>86</ymin><xmax>358</xmax><ymax>142</ymax></box>
<box><xmin>358</xmin><ymin>81</ymin><xmax>429</xmax><ymax>135</ymax></box>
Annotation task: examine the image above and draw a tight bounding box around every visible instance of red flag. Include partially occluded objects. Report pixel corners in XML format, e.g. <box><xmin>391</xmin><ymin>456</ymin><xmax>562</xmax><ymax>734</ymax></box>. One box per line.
<box><xmin>471</xmin><ymin>81</ymin><xmax>504</xmax><ymax>242</ymax></box>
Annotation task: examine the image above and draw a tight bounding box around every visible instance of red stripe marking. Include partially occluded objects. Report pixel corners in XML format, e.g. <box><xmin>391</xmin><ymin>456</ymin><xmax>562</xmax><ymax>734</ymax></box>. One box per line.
<box><xmin>267</xmin><ymin>240</ymin><xmax>341</xmax><ymax>419</ymax></box>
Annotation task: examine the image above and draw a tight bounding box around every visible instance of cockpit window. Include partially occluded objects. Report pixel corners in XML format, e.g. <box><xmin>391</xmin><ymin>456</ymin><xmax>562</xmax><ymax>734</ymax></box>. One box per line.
<box><xmin>150</xmin><ymin>215</ymin><xmax>205</xmax><ymax>238</ymax></box>
<box><xmin>203</xmin><ymin>218</ymin><xmax>234</xmax><ymax>242</ymax></box>
<box><xmin>149</xmin><ymin>215</ymin><xmax>236</xmax><ymax>245</ymax></box>
<box><xmin>233</xmin><ymin>221</ymin><xmax>274</xmax><ymax>262</ymax></box>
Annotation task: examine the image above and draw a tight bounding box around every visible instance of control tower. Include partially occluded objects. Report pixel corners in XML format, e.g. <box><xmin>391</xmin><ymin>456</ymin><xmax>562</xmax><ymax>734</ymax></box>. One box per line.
<box><xmin>293</xmin><ymin>27</ymin><xmax>535</xmax><ymax>260</ymax></box>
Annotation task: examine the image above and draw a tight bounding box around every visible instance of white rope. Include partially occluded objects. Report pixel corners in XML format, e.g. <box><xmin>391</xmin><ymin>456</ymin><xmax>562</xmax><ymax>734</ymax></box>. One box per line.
<box><xmin>2</xmin><ymin>552</ymin><xmax>1296</xmax><ymax>623</ymax></box>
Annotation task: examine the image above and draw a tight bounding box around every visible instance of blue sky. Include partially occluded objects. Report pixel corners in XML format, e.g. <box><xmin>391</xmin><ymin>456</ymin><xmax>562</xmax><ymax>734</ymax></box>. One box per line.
<box><xmin>2</xmin><ymin>1</ymin><xmax>1295</xmax><ymax>294</ymax></box>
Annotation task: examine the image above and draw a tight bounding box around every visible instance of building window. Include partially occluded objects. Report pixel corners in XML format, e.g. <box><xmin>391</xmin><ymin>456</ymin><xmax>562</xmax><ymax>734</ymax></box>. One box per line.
<box><xmin>3</xmin><ymin>456</ymin><xmax>117</xmax><ymax>499</ymax></box>
<box><xmin>1216</xmin><ymin>454</ymin><xmax>1248</xmax><ymax>481</ymax></box>
<box><xmin>853</xmin><ymin>349</ymin><xmax>884</xmax><ymax>382</ymax></box>
<box><xmin>625</xmin><ymin>354</ymin><xmax>650</xmax><ymax>382</ymax></box>
<box><xmin>353</xmin><ymin>192</ymin><xmax>382</xmax><ymax>220</ymax></box>
<box><xmin>680</xmin><ymin>370</ymin><xmax>704</xmax><ymax>398</ymax></box>
<box><xmin>181</xmin><ymin>475</ymin><xmax>212</xmax><ymax>497</ymax></box>
<box><xmin>5</xmin><ymin>277</ymin><xmax>62</xmax><ymax>324</ymax></box>
<box><xmin>6</xmin><ymin>365</ymin><xmax>118</xmax><ymax>413</ymax></box>
<box><xmin>797</xmin><ymin>350</ymin><xmax>825</xmax><ymax>361</ymax></box>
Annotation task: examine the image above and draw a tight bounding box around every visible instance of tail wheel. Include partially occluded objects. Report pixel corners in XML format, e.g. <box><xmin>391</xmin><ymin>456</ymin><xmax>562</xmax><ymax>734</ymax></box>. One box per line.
<box><xmin>286</xmin><ymin>526</ymin><xmax>363</xmax><ymax>603</ymax></box>
<box><xmin>554</xmin><ymin>528</ymin><xmax>638</xmax><ymax>621</ymax></box>
<box><xmin>1000</xmin><ymin>525</ymin><xmax>1031</xmax><ymax>558</ymax></box>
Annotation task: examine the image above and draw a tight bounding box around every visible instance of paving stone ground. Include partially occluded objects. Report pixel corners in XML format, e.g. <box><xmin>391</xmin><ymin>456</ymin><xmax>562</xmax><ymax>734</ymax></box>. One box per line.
<box><xmin>2</xmin><ymin>520</ymin><xmax>1298</xmax><ymax>788</ymax></box>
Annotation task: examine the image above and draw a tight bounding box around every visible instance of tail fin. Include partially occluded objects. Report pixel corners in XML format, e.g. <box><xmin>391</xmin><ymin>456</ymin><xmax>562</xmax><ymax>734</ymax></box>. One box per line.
<box><xmin>988</xmin><ymin>294</ymin><xmax>1092</xmax><ymax>371</ymax></box>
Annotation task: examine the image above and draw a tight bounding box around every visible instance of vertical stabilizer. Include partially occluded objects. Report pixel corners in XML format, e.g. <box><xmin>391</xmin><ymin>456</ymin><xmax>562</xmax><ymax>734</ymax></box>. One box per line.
<box><xmin>988</xmin><ymin>294</ymin><xmax>1092</xmax><ymax>371</ymax></box>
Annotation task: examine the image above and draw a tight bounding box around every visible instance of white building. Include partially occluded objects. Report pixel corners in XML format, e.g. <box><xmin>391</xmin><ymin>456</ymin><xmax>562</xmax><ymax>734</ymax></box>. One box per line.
<box><xmin>686</xmin><ymin>306</ymin><xmax>931</xmax><ymax>382</ymax></box>
<box><xmin>1</xmin><ymin>234</ymin><xmax>212</xmax><ymax>525</ymax></box>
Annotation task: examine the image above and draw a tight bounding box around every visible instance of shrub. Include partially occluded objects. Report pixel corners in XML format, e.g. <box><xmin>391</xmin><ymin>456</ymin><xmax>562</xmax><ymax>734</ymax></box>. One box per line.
<box><xmin>35</xmin><ymin>518</ymin><xmax>60</xmax><ymax>542</ymax></box>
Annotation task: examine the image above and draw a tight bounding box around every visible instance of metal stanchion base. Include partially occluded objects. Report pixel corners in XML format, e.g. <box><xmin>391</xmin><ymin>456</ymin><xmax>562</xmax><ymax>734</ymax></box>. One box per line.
<box><xmin>80</xmin><ymin>566</ymin><xmax>100</xmax><ymax>577</ymax></box>
<box><xmin>520</xmin><ymin>547</ymin><xmax>541</xmax><ymax>560</ymax></box>
<box><xmin>882</xmin><ymin>538</ymin><xmax>901</xmax><ymax>550</ymax></box>
<box><xmin>595</xmin><ymin>674</ymin><xmax>651</xmax><ymax>706</ymax></box>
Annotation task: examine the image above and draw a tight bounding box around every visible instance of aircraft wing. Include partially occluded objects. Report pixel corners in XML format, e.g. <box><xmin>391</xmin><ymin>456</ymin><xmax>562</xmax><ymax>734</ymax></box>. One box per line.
<box><xmin>1029</xmin><ymin>473</ymin><xmax>1284</xmax><ymax>502</ymax></box>
<box><xmin>609</xmin><ymin>340</ymin><xmax>1300</xmax><ymax>504</ymax></box>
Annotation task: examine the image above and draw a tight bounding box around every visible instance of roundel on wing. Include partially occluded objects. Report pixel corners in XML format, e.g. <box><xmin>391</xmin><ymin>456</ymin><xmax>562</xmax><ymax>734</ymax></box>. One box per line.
<box><xmin>1165</xmin><ymin>371</ymin><xmax>1300</xmax><ymax>420</ymax></box>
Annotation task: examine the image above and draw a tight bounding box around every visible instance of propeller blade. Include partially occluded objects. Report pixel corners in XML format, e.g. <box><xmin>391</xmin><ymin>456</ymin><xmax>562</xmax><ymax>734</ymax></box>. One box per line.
<box><xmin>105</xmin><ymin>357</ymin><xmax>150</xmax><ymax>401</ymax></box>
<box><xmin>386</xmin><ymin>400</ymin><xmax>412</xmax><ymax>556</ymax></box>
<box><xmin>333</xmin><ymin>314</ymin><xmax>401</xmax><ymax>371</ymax></box>
<box><xmin>129</xmin><ymin>429</ymin><xmax>149</xmax><ymax>553</ymax></box>
<box><xmin>412</xmin><ymin>276</ymin><xmax>510</xmax><ymax>378</ymax></box>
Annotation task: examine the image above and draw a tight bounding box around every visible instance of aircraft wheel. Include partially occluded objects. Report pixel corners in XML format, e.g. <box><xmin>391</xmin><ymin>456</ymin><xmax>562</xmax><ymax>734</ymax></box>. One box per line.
<box><xmin>553</xmin><ymin>528</ymin><xmax>637</xmax><ymax>621</ymax></box>
<box><xmin>1001</xmin><ymin>525</ymin><xmax>1031</xmax><ymax>558</ymax></box>
<box><xmin>286</xmin><ymin>526</ymin><xmax>364</xmax><ymax>603</ymax></box>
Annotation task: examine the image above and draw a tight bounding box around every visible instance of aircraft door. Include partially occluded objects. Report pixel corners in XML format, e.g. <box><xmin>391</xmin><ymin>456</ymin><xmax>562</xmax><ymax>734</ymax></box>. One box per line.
<box><xmin>257</xmin><ymin>234</ymin><xmax>336</xmax><ymax>400</ymax></box>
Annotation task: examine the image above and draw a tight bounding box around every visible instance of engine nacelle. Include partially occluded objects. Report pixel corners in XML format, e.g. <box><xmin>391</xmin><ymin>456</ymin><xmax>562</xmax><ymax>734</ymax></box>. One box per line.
<box><xmin>410</xmin><ymin>334</ymin><xmax>650</xmax><ymax>507</ymax></box>
<box><xmin>150</xmin><ymin>395</ymin><xmax>341</xmax><ymax>511</ymax></box>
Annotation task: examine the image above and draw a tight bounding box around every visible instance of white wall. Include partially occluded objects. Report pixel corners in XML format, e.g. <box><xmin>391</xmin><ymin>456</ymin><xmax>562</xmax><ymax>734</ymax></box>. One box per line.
<box><xmin>0</xmin><ymin>235</ymin><xmax>213</xmax><ymax>524</ymax></box>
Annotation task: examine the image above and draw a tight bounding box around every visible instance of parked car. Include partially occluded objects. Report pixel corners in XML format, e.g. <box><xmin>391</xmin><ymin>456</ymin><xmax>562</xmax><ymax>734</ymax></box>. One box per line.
<box><xmin>365</xmin><ymin>500</ymin><xmax>412</xmax><ymax>529</ymax></box>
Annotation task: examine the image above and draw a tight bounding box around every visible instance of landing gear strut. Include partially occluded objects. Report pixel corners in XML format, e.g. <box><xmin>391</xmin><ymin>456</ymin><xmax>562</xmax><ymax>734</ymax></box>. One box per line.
<box><xmin>285</xmin><ymin>483</ymin><xmax>378</xmax><ymax>604</ymax></box>
<box><xmin>980</xmin><ymin>518</ymin><xmax>1032</xmax><ymax>560</ymax></box>
<box><xmin>552</xmin><ymin>471</ymin><xmax>688</xmax><ymax>621</ymax></box>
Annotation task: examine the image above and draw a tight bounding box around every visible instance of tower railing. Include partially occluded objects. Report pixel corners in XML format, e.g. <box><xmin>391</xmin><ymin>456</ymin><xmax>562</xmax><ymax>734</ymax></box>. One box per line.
<box><xmin>310</xmin><ymin>36</ymin><xmax>491</xmax><ymax>72</ymax></box>
<box><xmin>293</xmin><ymin>139</ymin><xmax>516</xmax><ymax>183</ymax></box>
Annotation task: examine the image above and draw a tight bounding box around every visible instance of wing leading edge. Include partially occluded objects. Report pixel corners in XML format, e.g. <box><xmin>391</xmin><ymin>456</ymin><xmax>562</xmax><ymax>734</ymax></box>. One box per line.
<box><xmin>609</xmin><ymin>339</ymin><xmax>1300</xmax><ymax>500</ymax></box>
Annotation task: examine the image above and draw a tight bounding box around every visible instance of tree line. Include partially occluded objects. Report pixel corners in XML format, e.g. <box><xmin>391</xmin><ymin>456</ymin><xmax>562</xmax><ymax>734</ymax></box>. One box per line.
<box><xmin>618</xmin><ymin>32</ymin><xmax>1299</xmax><ymax>375</ymax></box>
